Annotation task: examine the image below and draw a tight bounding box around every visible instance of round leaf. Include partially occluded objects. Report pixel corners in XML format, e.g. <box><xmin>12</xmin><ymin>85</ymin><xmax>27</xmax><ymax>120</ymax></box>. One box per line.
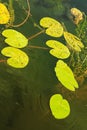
<box><xmin>64</xmin><ymin>31</ymin><xmax>84</xmax><ymax>52</ymax></box>
<box><xmin>2</xmin><ymin>29</ymin><xmax>28</xmax><ymax>48</ymax></box>
<box><xmin>0</xmin><ymin>3</ymin><xmax>10</xmax><ymax>24</ymax></box>
<box><xmin>46</xmin><ymin>40</ymin><xmax>70</xmax><ymax>59</ymax></box>
<box><xmin>1</xmin><ymin>47</ymin><xmax>29</xmax><ymax>68</ymax></box>
<box><xmin>55</xmin><ymin>60</ymin><xmax>79</xmax><ymax>91</ymax></box>
<box><xmin>40</xmin><ymin>17</ymin><xmax>63</xmax><ymax>37</ymax></box>
<box><xmin>50</xmin><ymin>94</ymin><xmax>70</xmax><ymax>119</ymax></box>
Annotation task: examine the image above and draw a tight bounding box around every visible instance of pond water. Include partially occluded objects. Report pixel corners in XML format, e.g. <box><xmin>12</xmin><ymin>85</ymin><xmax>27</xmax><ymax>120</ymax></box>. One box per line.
<box><xmin>0</xmin><ymin>0</ymin><xmax>87</xmax><ymax>130</ymax></box>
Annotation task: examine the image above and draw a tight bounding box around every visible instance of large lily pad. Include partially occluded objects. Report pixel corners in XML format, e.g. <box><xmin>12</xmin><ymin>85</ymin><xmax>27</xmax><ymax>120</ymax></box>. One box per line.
<box><xmin>40</xmin><ymin>17</ymin><xmax>63</xmax><ymax>37</ymax></box>
<box><xmin>55</xmin><ymin>60</ymin><xmax>79</xmax><ymax>91</ymax></box>
<box><xmin>50</xmin><ymin>94</ymin><xmax>70</xmax><ymax>119</ymax></box>
<box><xmin>46</xmin><ymin>40</ymin><xmax>70</xmax><ymax>59</ymax></box>
<box><xmin>64</xmin><ymin>31</ymin><xmax>84</xmax><ymax>51</ymax></box>
<box><xmin>1</xmin><ymin>47</ymin><xmax>29</xmax><ymax>68</ymax></box>
<box><xmin>2</xmin><ymin>29</ymin><xmax>28</xmax><ymax>48</ymax></box>
<box><xmin>0</xmin><ymin>3</ymin><xmax>10</xmax><ymax>24</ymax></box>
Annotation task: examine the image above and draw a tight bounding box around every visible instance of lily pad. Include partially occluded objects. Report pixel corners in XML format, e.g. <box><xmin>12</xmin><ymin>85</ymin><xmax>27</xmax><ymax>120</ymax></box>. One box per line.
<box><xmin>0</xmin><ymin>3</ymin><xmax>10</xmax><ymax>24</ymax></box>
<box><xmin>46</xmin><ymin>40</ymin><xmax>70</xmax><ymax>59</ymax></box>
<box><xmin>55</xmin><ymin>60</ymin><xmax>79</xmax><ymax>91</ymax></box>
<box><xmin>50</xmin><ymin>94</ymin><xmax>70</xmax><ymax>119</ymax></box>
<box><xmin>64</xmin><ymin>31</ymin><xmax>84</xmax><ymax>51</ymax></box>
<box><xmin>40</xmin><ymin>17</ymin><xmax>63</xmax><ymax>37</ymax></box>
<box><xmin>2</xmin><ymin>29</ymin><xmax>28</xmax><ymax>48</ymax></box>
<box><xmin>1</xmin><ymin>47</ymin><xmax>29</xmax><ymax>68</ymax></box>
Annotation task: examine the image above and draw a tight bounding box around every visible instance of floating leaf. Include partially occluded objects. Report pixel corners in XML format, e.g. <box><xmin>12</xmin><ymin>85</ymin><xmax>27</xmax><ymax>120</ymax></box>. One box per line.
<box><xmin>64</xmin><ymin>31</ymin><xmax>84</xmax><ymax>51</ymax></box>
<box><xmin>1</xmin><ymin>47</ymin><xmax>29</xmax><ymax>68</ymax></box>
<box><xmin>2</xmin><ymin>29</ymin><xmax>28</xmax><ymax>48</ymax></box>
<box><xmin>50</xmin><ymin>94</ymin><xmax>70</xmax><ymax>119</ymax></box>
<box><xmin>0</xmin><ymin>3</ymin><xmax>10</xmax><ymax>24</ymax></box>
<box><xmin>55</xmin><ymin>60</ymin><xmax>79</xmax><ymax>91</ymax></box>
<box><xmin>40</xmin><ymin>17</ymin><xmax>63</xmax><ymax>37</ymax></box>
<box><xmin>46</xmin><ymin>40</ymin><xmax>70</xmax><ymax>59</ymax></box>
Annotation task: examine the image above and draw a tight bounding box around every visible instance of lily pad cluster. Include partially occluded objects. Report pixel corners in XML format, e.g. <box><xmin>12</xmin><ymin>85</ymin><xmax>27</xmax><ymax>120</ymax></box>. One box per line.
<box><xmin>1</xmin><ymin>29</ymin><xmax>29</xmax><ymax>68</ymax></box>
<box><xmin>40</xmin><ymin>16</ymin><xmax>84</xmax><ymax>119</ymax></box>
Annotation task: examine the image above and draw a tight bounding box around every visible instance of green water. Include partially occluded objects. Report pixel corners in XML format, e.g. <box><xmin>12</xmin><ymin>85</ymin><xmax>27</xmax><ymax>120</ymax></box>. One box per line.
<box><xmin>0</xmin><ymin>0</ymin><xmax>87</xmax><ymax>130</ymax></box>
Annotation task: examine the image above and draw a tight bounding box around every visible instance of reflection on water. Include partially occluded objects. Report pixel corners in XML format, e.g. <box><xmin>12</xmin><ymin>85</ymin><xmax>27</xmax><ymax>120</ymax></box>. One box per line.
<box><xmin>0</xmin><ymin>0</ymin><xmax>87</xmax><ymax>130</ymax></box>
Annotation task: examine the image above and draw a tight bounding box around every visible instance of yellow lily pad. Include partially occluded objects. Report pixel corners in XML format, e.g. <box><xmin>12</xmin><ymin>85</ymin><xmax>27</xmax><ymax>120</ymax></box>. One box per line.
<box><xmin>46</xmin><ymin>40</ymin><xmax>70</xmax><ymax>59</ymax></box>
<box><xmin>40</xmin><ymin>17</ymin><xmax>63</xmax><ymax>37</ymax></box>
<box><xmin>2</xmin><ymin>29</ymin><xmax>28</xmax><ymax>48</ymax></box>
<box><xmin>64</xmin><ymin>31</ymin><xmax>84</xmax><ymax>51</ymax></box>
<box><xmin>50</xmin><ymin>94</ymin><xmax>70</xmax><ymax>119</ymax></box>
<box><xmin>0</xmin><ymin>3</ymin><xmax>10</xmax><ymax>24</ymax></box>
<box><xmin>1</xmin><ymin>47</ymin><xmax>29</xmax><ymax>68</ymax></box>
<box><xmin>55</xmin><ymin>60</ymin><xmax>79</xmax><ymax>91</ymax></box>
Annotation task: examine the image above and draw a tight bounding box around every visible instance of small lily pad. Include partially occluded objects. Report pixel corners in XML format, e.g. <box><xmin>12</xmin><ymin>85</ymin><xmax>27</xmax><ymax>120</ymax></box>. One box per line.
<box><xmin>1</xmin><ymin>47</ymin><xmax>29</xmax><ymax>68</ymax></box>
<box><xmin>55</xmin><ymin>60</ymin><xmax>79</xmax><ymax>91</ymax></box>
<box><xmin>2</xmin><ymin>29</ymin><xmax>28</xmax><ymax>48</ymax></box>
<box><xmin>64</xmin><ymin>31</ymin><xmax>84</xmax><ymax>52</ymax></box>
<box><xmin>40</xmin><ymin>17</ymin><xmax>63</xmax><ymax>37</ymax></box>
<box><xmin>0</xmin><ymin>3</ymin><xmax>10</xmax><ymax>24</ymax></box>
<box><xmin>46</xmin><ymin>40</ymin><xmax>70</xmax><ymax>59</ymax></box>
<box><xmin>50</xmin><ymin>94</ymin><xmax>70</xmax><ymax>119</ymax></box>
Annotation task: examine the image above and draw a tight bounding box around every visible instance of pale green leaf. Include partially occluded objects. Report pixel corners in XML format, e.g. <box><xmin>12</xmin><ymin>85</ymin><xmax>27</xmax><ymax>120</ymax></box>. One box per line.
<box><xmin>64</xmin><ymin>31</ymin><xmax>84</xmax><ymax>52</ymax></box>
<box><xmin>40</xmin><ymin>17</ymin><xmax>63</xmax><ymax>37</ymax></box>
<box><xmin>2</xmin><ymin>29</ymin><xmax>28</xmax><ymax>48</ymax></box>
<box><xmin>50</xmin><ymin>94</ymin><xmax>70</xmax><ymax>119</ymax></box>
<box><xmin>46</xmin><ymin>40</ymin><xmax>70</xmax><ymax>59</ymax></box>
<box><xmin>55</xmin><ymin>60</ymin><xmax>79</xmax><ymax>91</ymax></box>
<box><xmin>1</xmin><ymin>47</ymin><xmax>29</xmax><ymax>68</ymax></box>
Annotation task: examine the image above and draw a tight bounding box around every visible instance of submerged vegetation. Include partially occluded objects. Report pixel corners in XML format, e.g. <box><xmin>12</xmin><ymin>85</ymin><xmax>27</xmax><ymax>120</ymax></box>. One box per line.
<box><xmin>0</xmin><ymin>0</ymin><xmax>87</xmax><ymax>120</ymax></box>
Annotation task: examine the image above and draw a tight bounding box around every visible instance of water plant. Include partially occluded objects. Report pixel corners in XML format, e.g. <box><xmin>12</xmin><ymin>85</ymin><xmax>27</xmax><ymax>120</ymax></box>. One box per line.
<box><xmin>0</xmin><ymin>1</ymin><xmax>87</xmax><ymax>120</ymax></box>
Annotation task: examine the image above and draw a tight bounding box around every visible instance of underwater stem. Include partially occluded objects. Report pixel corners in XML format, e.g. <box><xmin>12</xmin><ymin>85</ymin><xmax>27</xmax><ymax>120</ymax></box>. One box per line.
<box><xmin>28</xmin><ymin>29</ymin><xmax>45</xmax><ymax>40</ymax></box>
<box><xmin>11</xmin><ymin>0</ymin><xmax>31</xmax><ymax>27</ymax></box>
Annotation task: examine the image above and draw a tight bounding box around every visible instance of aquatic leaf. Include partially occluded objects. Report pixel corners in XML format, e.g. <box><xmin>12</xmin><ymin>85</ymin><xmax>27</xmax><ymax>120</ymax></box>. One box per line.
<box><xmin>55</xmin><ymin>60</ymin><xmax>79</xmax><ymax>91</ymax></box>
<box><xmin>40</xmin><ymin>17</ymin><xmax>63</xmax><ymax>37</ymax></box>
<box><xmin>1</xmin><ymin>47</ymin><xmax>29</xmax><ymax>68</ymax></box>
<box><xmin>64</xmin><ymin>31</ymin><xmax>84</xmax><ymax>51</ymax></box>
<box><xmin>50</xmin><ymin>94</ymin><xmax>70</xmax><ymax>119</ymax></box>
<box><xmin>2</xmin><ymin>29</ymin><xmax>28</xmax><ymax>48</ymax></box>
<box><xmin>0</xmin><ymin>3</ymin><xmax>10</xmax><ymax>24</ymax></box>
<box><xmin>46</xmin><ymin>40</ymin><xmax>70</xmax><ymax>59</ymax></box>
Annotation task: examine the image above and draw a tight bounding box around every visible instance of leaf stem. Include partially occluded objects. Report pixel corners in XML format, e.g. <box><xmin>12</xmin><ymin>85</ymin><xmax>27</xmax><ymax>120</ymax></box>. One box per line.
<box><xmin>28</xmin><ymin>29</ymin><xmax>45</xmax><ymax>40</ymax></box>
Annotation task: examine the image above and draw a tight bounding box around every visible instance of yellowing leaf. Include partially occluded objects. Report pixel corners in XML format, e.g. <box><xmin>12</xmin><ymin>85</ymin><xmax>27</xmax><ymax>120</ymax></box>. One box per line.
<box><xmin>55</xmin><ymin>60</ymin><xmax>79</xmax><ymax>91</ymax></box>
<box><xmin>50</xmin><ymin>94</ymin><xmax>70</xmax><ymax>119</ymax></box>
<box><xmin>1</xmin><ymin>47</ymin><xmax>29</xmax><ymax>68</ymax></box>
<box><xmin>40</xmin><ymin>17</ymin><xmax>63</xmax><ymax>37</ymax></box>
<box><xmin>2</xmin><ymin>29</ymin><xmax>28</xmax><ymax>48</ymax></box>
<box><xmin>0</xmin><ymin>3</ymin><xmax>10</xmax><ymax>24</ymax></box>
<box><xmin>64</xmin><ymin>32</ymin><xmax>84</xmax><ymax>51</ymax></box>
<box><xmin>46</xmin><ymin>40</ymin><xmax>70</xmax><ymax>59</ymax></box>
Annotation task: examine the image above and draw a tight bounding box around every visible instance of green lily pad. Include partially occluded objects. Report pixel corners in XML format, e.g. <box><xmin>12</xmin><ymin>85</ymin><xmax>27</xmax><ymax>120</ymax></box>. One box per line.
<box><xmin>50</xmin><ymin>94</ymin><xmax>70</xmax><ymax>119</ymax></box>
<box><xmin>64</xmin><ymin>31</ymin><xmax>84</xmax><ymax>52</ymax></box>
<box><xmin>2</xmin><ymin>29</ymin><xmax>28</xmax><ymax>48</ymax></box>
<box><xmin>0</xmin><ymin>3</ymin><xmax>10</xmax><ymax>24</ymax></box>
<box><xmin>55</xmin><ymin>60</ymin><xmax>79</xmax><ymax>91</ymax></box>
<box><xmin>46</xmin><ymin>40</ymin><xmax>70</xmax><ymax>59</ymax></box>
<box><xmin>1</xmin><ymin>47</ymin><xmax>29</xmax><ymax>68</ymax></box>
<box><xmin>40</xmin><ymin>17</ymin><xmax>63</xmax><ymax>37</ymax></box>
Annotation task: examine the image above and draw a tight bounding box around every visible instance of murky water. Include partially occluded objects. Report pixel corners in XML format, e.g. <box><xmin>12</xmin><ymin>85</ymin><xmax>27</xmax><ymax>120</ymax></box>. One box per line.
<box><xmin>0</xmin><ymin>0</ymin><xmax>87</xmax><ymax>130</ymax></box>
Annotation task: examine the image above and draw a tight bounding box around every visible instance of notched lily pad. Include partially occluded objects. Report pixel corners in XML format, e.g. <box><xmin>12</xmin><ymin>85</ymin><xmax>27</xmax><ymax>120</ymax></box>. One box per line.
<box><xmin>50</xmin><ymin>94</ymin><xmax>70</xmax><ymax>119</ymax></box>
<box><xmin>40</xmin><ymin>17</ymin><xmax>63</xmax><ymax>37</ymax></box>
<box><xmin>2</xmin><ymin>29</ymin><xmax>28</xmax><ymax>48</ymax></box>
<box><xmin>46</xmin><ymin>40</ymin><xmax>70</xmax><ymax>59</ymax></box>
<box><xmin>64</xmin><ymin>31</ymin><xmax>84</xmax><ymax>52</ymax></box>
<box><xmin>55</xmin><ymin>60</ymin><xmax>79</xmax><ymax>91</ymax></box>
<box><xmin>1</xmin><ymin>47</ymin><xmax>29</xmax><ymax>68</ymax></box>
